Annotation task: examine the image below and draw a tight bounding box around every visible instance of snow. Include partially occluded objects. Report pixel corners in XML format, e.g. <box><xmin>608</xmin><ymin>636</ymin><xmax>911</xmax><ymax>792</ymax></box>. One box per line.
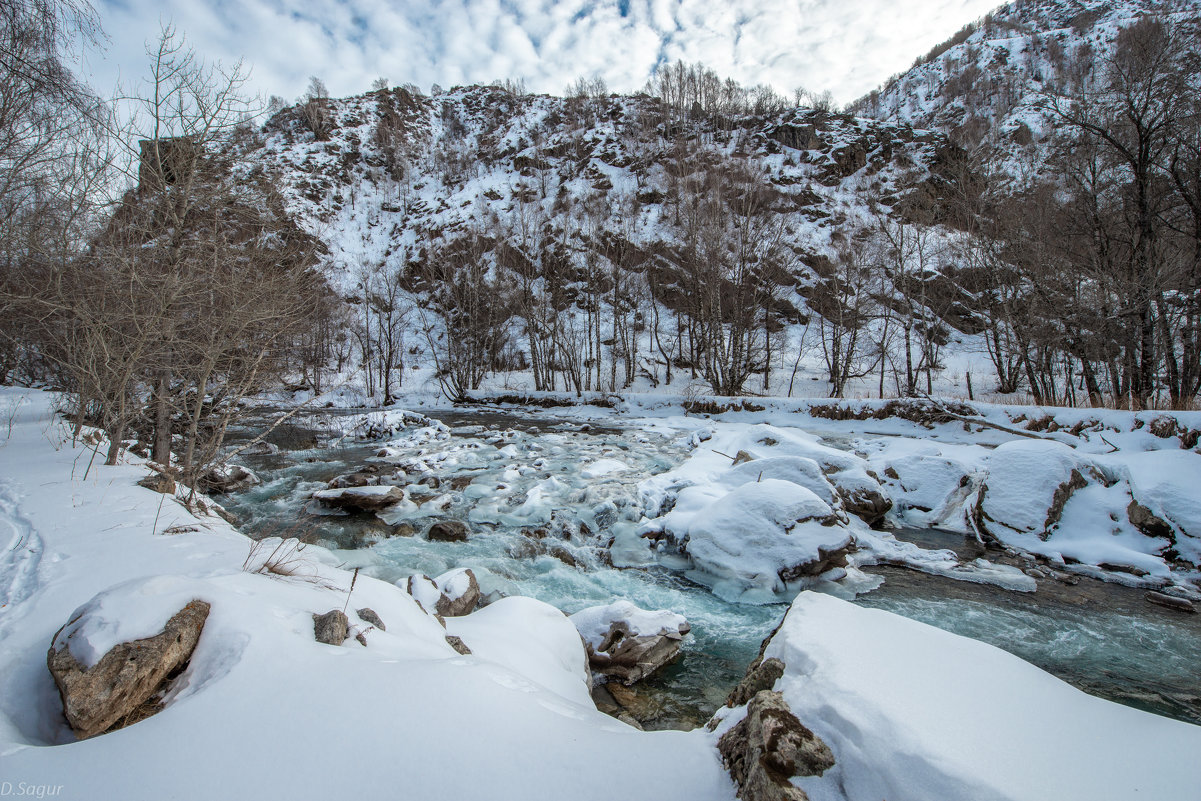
<box><xmin>754</xmin><ymin>591</ymin><xmax>1201</xmax><ymax>801</ymax></box>
<box><xmin>570</xmin><ymin>600</ymin><xmax>688</xmax><ymax>649</ymax></box>
<box><xmin>678</xmin><ymin>479</ymin><xmax>852</xmax><ymax>602</ymax></box>
<box><xmin>433</xmin><ymin>567</ymin><xmax>475</xmax><ymax>601</ymax></box>
<box><xmin>0</xmin><ymin>389</ymin><xmax>734</xmax><ymax>800</ymax></box>
<box><xmin>580</xmin><ymin>458</ymin><xmax>630</xmax><ymax>478</ymax></box>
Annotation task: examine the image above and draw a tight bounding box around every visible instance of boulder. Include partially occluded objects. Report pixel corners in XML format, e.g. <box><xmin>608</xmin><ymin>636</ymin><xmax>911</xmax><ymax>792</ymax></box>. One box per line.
<box><xmin>404</xmin><ymin>569</ymin><xmax>482</xmax><ymax>618</ymax></box>
<box><xmin>836</xmin><ymin>486</ymin><xmax>893</xmax><ymax>528</ymax></box>
<box><xmin>311</xmin><ymin>485</ymin><xmax>405</xmax><ymax>513</ymax></box>
<box><xmin>432</xmin><ymin>568</ymin><xmax>481</xmax><ymax>617</ymax></box>
<box><xmin>327</xmin><ymin>471</ymin><xmax>381</xmax><ymax>489</ymax></box>
<box><xmin>445</xmin><ymin>635</ymin><xmax>472</xmax><ymax>655</ymax></box>
<box><xmin>717</xmin><ymin>689</ymin><xmax>835</xmax><ymax>801</ymax></box>
<box><xmin>570</xmin><ymin>601</ymin><xmax>689</xmax><ymax>686</ymax></box>
<box><xmin>427</xmin><ymin>520</ymin><xmax>469</xmax><ymax>542</ymax></box>
<box><xmin>1144</xmin><ymin>591</ymin><xmax>1195</xmax><ymax>613</ymax></box>
<box><xmin>137</xmin><ymin>471</ymin><xmax>176</xmax><ymax>494</ymax></box>
<box><xmin>356</xmin><ymin>608</ymin><xmax>386</xmax><ymax>630</ymax></box>
<box><xmin>312</xmin><ymin>609</ymin><xmax>349</xmax><ymax>645</ymax></box>
<box><xmin>47</xmin><ymin>599</ymin><xmax>210</xmax><ymax>740</ymax></box>
<box><xmin>197</xmin><ymin>464</ymin><xmax>259</xmax><ymax>494</ymax></box>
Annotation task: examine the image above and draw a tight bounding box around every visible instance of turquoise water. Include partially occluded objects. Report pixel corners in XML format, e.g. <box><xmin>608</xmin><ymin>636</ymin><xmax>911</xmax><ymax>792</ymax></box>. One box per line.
<box><xmin>220</xmin><ymin>409</ymin><xmax>1201</xmax><ymax>729</ymax></box>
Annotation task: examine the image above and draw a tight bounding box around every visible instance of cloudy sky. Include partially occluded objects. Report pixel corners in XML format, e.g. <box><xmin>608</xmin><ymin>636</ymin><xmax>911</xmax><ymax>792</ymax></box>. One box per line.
<box><xmin>78</xmin><ymin>0</ymin><xmax>1001</xmax><ymax>106</ymax></box>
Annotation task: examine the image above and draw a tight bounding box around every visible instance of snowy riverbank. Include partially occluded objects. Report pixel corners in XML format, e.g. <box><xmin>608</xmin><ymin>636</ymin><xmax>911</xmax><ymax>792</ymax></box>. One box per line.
<box><xmin>1</xmin><ymin>386</ymin><xmax>1199</xmax><ymax>801</ymax></box>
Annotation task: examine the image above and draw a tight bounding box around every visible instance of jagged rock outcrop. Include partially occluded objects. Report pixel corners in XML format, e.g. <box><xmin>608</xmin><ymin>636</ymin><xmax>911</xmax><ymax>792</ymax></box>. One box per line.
<box><xmin>725</xmin><ymin>657</ymin><xmax>787</xmax><ymax>708</ymax></box>
<box><xmin>48</xmin><ymin>600</ymin><xmax>211</xmax><ymax>739</ymax></box>
<box><xmin>717</xmin><ymin>690</ymin><xmax>835</xmax><ymax>801</ymax></box>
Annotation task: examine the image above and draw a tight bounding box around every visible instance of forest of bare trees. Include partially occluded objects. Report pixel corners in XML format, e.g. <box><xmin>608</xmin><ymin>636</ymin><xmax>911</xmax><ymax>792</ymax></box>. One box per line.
<box><xmin>0</xmin><ymin>5</ymin><xmax>328</xmax><ymax>490</ymax></box>
<box><xmin>951</xmin><ymin>16</ymin><xmax>1201</xmax><ymax>409</ymax></box>
<box><xmin>2</xmin><ymin>2</ymin><xmax>1199</xmax><ymax>428</ymax></box>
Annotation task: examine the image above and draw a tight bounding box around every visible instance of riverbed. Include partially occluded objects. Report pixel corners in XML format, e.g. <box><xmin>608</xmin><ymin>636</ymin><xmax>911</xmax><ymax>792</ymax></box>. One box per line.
<box><xmin>218</xmin><ymin>406</ymin><xmax>1201</xmax><ymax>730</ymax></box>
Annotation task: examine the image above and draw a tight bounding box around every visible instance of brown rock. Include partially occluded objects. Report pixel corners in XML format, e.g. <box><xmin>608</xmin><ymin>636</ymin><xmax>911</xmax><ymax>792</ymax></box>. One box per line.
<box><xmin>313</xmin><ymin>486</ymin><xmax>405</xmax><ymax>513</ymax></box>
<box><xmin>836</xmin><ymin>486</ymin><xmax>892</xmax><ymax>528</ymax></box>
<box><xmin>718</xmin><ymin>690</ymin><xmax>835</xmax><ymax>801</ymax></box>
<box><xmin>313</xmin><ymin>609</ymin><xmax>349</xmax><ymax>645</ymax></box>
<box><xmin>1144</xmin><ymin>591</ymin><xmax>1196</xmax><ymax>613</ymax></box>
<box><xmin>434</xmin><ymin>569</ymin><xmax>481</xmax><ymax>617</ymax></box>
<box><xmin>427</xmin><ymin>520</ymin><xmax>469</xmax><ymax>542</ymax></box>
<box><xmin>445</xmin><ymin>635</ymin><xmax>472</xmax><ymax>655</ymax></box>
<box><xmin>356</xmin><ymin>608</ymin><xmax>386</xmax><ymax>630</ymax></box>
<box><xmin>48</xmin><ymin>600</ymin><xmax>211</xmax><ymax>740</ymax></box>
<box><xmin>197</xmin><ymin>464</ymin><xmax>259</xmax><ymax>494</ymax></box>
<box><xmin>1127</xmin><ymin>500</ymin><xmax>1173</xmax><ymax>540</ymax></box>
<box><xmin>726</xmin><ymin>657</ymin><xmax>786</xmax><ymax>708</ymax></box>
<box><xmin>584</xmin><ymin>620</ymin><xmax>689</xmax><ymax>686</ymax></box>
<box><xmin>733</xmin><ymin>450</ymin><xmax>756</xmax><ymax>466</ymax></box>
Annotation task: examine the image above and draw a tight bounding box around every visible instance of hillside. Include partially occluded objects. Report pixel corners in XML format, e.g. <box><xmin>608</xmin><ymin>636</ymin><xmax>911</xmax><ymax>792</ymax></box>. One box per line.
<box><xmin>228</xmin><ymin>83</ymin><xmax>979</xmax><ymax>401</ymax></box>
<box><xmin>849</xmin><ymin>0</ymin><xmax>1201</xmax><ymax>149</ymax></box>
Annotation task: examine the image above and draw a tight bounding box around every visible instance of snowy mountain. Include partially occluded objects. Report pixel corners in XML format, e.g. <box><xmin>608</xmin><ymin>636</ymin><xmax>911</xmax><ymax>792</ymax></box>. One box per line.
<box><xmin>849</xmin><ymin>0</ymin><xmax>1201</xmax><ymax>147</ymax></box>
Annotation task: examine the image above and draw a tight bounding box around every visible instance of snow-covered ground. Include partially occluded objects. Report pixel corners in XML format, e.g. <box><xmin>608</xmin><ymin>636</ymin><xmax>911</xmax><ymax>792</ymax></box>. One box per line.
<box><xmin>0</xmin><ymin>388</ymin><xmax>732</xmax><ymax>800</ymax></box>
<box><xmin>1</xmin><ymin>385</ymin><xmax>1198</xmax><ymax>801</ymax></box>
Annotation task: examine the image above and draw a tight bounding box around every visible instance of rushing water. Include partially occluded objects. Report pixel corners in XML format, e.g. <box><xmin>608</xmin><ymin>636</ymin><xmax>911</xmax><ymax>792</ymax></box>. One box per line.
<box><xmin>220</xmin><ymin>407</ymin><xmax>1201</xmax><ymax>730</ymax></box>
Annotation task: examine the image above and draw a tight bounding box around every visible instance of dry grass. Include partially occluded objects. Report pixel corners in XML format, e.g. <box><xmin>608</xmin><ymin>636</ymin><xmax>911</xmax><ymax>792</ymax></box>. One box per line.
<box><xmin>242</xmin><ymin>537</ymin><xmax>336</xmax><ymax>588</ymax></box>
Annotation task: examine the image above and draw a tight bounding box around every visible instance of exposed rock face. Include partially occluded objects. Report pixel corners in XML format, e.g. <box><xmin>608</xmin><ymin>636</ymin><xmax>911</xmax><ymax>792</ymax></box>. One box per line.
<box><xmin>313</xmin><ymin>609</ymin><xmax>349</xmax><ymax>645</ymax></box>
<box><xmin>427</xmin><ymin>520</ymin><xmax>469</xmax><ymax>542</ymax></box>
<box><xmin>571</xmin><ymin>601</ymin><xmax>690</xmax><ymax>686</ymax></box>
<box><xmin>725</xmin><ymin>657</ymin><xmax>786</xmax><ymax>708</ymax></box>
<box><xmin>47</xmin><ymin>600</ymin><xmax>210</xmax><ymax>740</ymax></box>
<box><xmin>312</xmin><ymin>485</ymin><xmax>405</xmax><ymax>513</ymax></box>
<box><xmin>1127</xmin><ymin>500</ymin><xmax>1173</xmax><ymax>541</ymax></box>
<box><xmin>197</xmin><ymin>464</ymin><xmax>259</xmax><ymax>494</ymax></box>
<box><xmin>718</xmin><ymin>690</ymin><xmax>835</xmax><ymax>801</ymax></box>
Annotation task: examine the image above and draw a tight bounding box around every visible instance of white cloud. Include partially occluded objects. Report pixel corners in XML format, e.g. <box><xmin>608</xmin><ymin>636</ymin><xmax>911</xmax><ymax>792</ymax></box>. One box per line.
<box><xmin>81</xmin><ymin>0</ymin><xmax>1001</xmax><ymax>105</ymax></box>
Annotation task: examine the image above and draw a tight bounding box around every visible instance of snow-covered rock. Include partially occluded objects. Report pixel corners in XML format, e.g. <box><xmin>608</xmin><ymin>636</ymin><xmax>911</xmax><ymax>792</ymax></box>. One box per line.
<box><xmin>312</xmin><ymin>485</ymin><xmax>406</xmax><ymax>513</ymax></box>
<box><xmin>570</xmin><ymin>601</ymin><xmax>690</xmax><ymax>685</ymax></box>
<box><xmin>48</xmin><ymin>593</ymin><xmax>211</xmax><ymax>739</ymax></box>
<box><xmin>738</xmin><ymin>591</ymin><xmax>1201</xmax><ymax>801</ymax></box>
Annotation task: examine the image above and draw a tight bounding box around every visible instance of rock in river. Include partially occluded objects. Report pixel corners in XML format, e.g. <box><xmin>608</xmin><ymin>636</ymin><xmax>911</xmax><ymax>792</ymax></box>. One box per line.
<box><xmin>570</xmin><ymin>600</ymin><xmax>689</xmax><ymax>685</ymax></box>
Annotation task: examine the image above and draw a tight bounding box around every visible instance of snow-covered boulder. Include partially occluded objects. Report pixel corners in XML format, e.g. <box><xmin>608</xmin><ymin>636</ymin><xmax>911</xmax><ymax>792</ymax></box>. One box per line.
<box><xmin>312</xmin><ymin>485</ymin><xmax>405</xmax><ymax>513</ymax></box>
<box><xmin>403</xmin><ymin>568</ymin><xmax>482</xmax><ymax>618</ymax></box>
<box><xmin>736</xmin><ymin>591</ymin><xmax>1201</xmax><ymax>801</ymax></box>
<box><xmin>431</xmin><ymin>568</ymin><xmax>481</xmax><ymax>617</ymax></box>
<box><xmin>570</xmin><ymin>600</ymin><xmax>689</xmax><ymax>686</ymax></box>
<box><xmin>668</xmin><ymin>479</ymin><xmax>854</xmax><ymax>602</ymax></box>
<box><xmin>48</xmin><ymin>592</ymin><xmax>211</xmax><ymax>739</ymax></box>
